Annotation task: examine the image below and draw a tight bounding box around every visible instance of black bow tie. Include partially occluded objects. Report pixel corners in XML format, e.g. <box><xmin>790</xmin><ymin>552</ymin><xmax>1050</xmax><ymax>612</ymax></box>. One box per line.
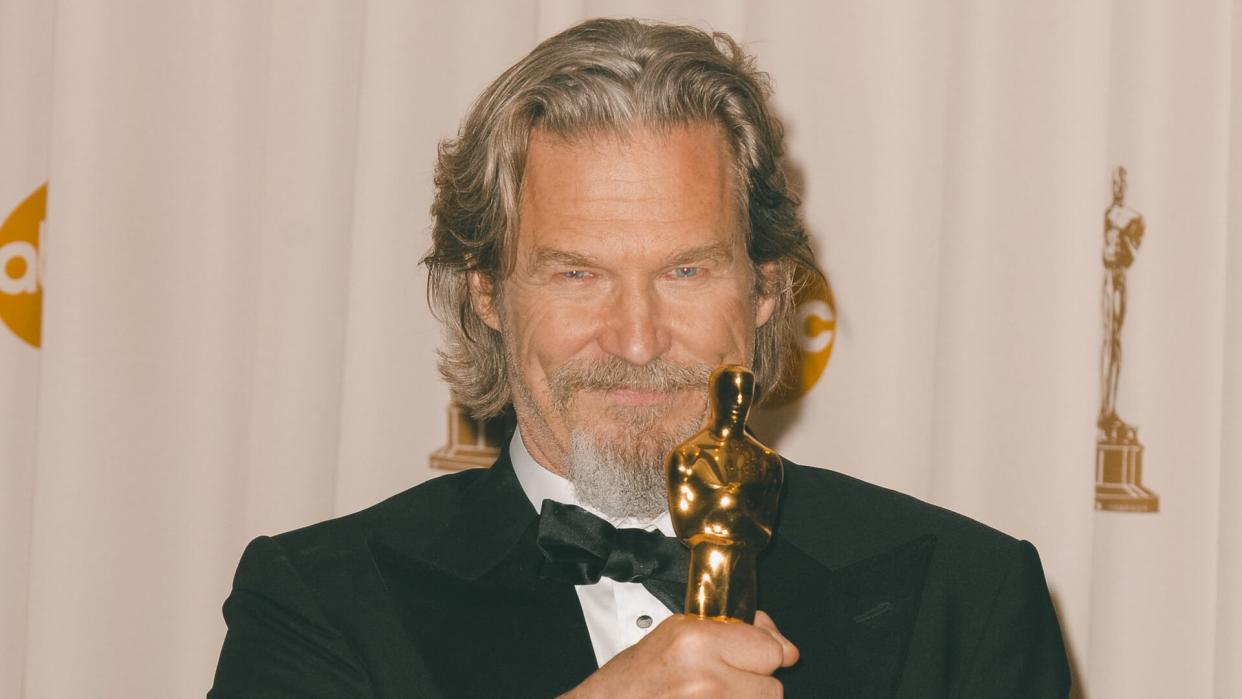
<box><xmin>536</xmin><ymin>500</ymin><xmax>688</xmax><ymax>613</ymax></box>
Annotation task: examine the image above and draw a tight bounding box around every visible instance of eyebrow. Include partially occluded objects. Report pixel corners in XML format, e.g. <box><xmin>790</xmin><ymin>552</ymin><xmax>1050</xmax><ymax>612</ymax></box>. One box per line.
<box><xmin>525</xmin><ymin>241</ymin><xmax>735</xmax><ymax>271</ymax></box>
<box><xmin>663</xmin><ymin>242</ymin><xmax>734</xmax><ymax>266</ymax></box>
<box><xmin>526</xmin><ymin>247</ymin><xmax>600</xmax><ymax>271</ymax></box>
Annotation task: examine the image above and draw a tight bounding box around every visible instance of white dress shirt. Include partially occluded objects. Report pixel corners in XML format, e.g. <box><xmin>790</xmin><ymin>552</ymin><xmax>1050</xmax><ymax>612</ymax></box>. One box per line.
<box><xmin>508</xmin><ymin>429</ymin><xmax>677</xmax><ymax>668</ymax></box>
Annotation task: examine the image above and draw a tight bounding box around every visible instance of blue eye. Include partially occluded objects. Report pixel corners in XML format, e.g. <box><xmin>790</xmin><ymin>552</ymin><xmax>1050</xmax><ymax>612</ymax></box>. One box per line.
<box><xmin>561</xmin><ymin>270</ymin><xmax>590</xmax><ymax>280</ymax></box>
<box><xmin>672</xmin><ymin>266</ymin><xmax>700</xmax><ymax>278</ymax></box>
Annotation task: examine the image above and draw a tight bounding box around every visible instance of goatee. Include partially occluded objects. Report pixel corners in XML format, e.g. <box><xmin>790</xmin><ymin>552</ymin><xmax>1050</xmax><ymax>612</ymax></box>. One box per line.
<box><xmin>549</xmin><ymin>357</ymin><xmax>711</xmax><ymax>519</ymax></box>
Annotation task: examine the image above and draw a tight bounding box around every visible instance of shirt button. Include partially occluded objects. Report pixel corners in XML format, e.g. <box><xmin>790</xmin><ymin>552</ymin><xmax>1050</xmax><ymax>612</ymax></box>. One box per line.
<box><xmin>636</xmin><ymin>614</ymin><xmax>653</xmax><ymax>629</ymax></box>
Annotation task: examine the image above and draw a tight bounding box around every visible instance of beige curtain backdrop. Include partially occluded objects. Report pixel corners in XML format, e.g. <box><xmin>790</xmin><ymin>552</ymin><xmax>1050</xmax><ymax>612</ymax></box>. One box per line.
<box><xmin>1</xmin><ymin>1</ymin><xmax>1238</xmax><ymax>697</ymax></box>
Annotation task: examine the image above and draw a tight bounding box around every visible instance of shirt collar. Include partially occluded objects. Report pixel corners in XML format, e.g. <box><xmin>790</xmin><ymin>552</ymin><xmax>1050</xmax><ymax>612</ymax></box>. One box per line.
<box><xmin>509</xmin><ymin>427</ymin><xmax>675</xmax><ymax>536</ymax></box>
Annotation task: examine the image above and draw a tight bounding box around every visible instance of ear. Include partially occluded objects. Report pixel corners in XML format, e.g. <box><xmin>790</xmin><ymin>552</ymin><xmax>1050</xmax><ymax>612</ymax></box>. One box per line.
<box><xmin>754</xmin><ymin>261</ymin><xmax>779</xmax><ymax>328</ymax></box>
<box><xmin>468</xmin><ymin>271</ymin><xmax>502</xmax><ymax>331</ymax></box>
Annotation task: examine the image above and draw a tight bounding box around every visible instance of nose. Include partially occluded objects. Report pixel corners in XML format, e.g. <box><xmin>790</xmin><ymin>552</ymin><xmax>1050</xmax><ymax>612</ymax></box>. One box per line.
<box><xmin>599</xmin><ymin>278</ymin><xmax>671</xmax><ymax>365</ymax></box>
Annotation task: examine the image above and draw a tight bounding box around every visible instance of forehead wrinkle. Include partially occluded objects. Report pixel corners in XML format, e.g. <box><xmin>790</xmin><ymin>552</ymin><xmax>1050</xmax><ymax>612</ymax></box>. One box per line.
<box><xmin>518</xmin><ymin>122</ymin><xmax>744</xmax><ymax>271</ymax></box>
<box><xmin>528</xmin><ymin>126</ymin><xmax>731</xmax><ymax>211</ymax></box>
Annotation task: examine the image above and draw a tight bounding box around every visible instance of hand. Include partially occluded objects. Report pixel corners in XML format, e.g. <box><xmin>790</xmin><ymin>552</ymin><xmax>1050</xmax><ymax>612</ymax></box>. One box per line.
<box><xmin>563</xmin><ymin>610</ymin><xmax>799</xmax><ymax>698</ymax></box>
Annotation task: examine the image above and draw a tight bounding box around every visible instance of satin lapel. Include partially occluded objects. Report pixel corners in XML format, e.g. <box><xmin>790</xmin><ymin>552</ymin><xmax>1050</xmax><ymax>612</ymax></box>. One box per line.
<box><xmin>369</xmin><ymin>453</ymin><xmax>598</xmax><ymax>698</ymax></box>
<box><xmin>761</xmin><ymin>533</ymin><xmax>936</xmax><ymax>698</ymax></box>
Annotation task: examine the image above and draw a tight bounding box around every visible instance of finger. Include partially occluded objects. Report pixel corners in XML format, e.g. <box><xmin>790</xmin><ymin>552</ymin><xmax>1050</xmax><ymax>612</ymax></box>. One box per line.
<box><xmin>713</xmin><ymin>620</ymin><xmax>787</xmax><ymax>674</ymax></box>
<box><xmin>716</xmin><ymin>669</ymin><xmax>785</xmax><ymax>699</ymax></box>
<box><xmin>753</xmin><ymin>611</ymin><xmax>800</xmax><ymax>668</ymax></box>
<box><xmin>752</xmin><ymin>610</ymin><xmax>778</xmax><ymax>633</ymax></box>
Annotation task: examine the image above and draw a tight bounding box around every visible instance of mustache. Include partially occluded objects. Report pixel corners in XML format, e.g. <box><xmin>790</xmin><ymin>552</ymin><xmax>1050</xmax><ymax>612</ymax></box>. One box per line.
<box><xmin>548</xmin><ymin>357</ymin><xmax>713</xmax><ymax>409</ymax></box>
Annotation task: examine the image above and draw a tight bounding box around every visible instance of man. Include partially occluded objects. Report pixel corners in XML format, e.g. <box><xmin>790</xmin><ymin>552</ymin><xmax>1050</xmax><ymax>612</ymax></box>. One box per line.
<box><xmin>211</xmin><ymin>18</ymin><xmax>1069</xmax><ymax>697</ymax></box>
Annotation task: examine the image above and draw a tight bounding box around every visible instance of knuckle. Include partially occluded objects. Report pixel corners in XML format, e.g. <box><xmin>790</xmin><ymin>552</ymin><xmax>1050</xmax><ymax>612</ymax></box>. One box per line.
<box><xmin>683</xmin><ymin>676</ymin><xmax>719</xmax><ymax>695</ymax></box>
<box><xmin>666</xmin><ymin>675</ymin><xmax>718</xmax><ymax>699</ymax></box>
<box><xmin>764</xmin><ymin>677</ymin><xmax>784</xmax><ymax>698</ymax></box>
<box><xmin>669</xmin><ymin>624</ymin><xmax>709</xmax><ymax>657</ymax></box>
<box><xmin>747</xmin><ymin>629</ymin><xmax>783</xmax><ymax>669</ymax></box>
<box><xmin>764</xmin><ymin>640</ymin><xmax>785</xmax><ymax>670</ymax></box>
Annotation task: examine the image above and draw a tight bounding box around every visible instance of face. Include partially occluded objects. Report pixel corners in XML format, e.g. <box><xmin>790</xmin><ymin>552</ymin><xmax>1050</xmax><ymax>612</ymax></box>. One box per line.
<box><xmin>471</xmin><ymin>122</ymin><xmax>776</xmax><ymax>506</ymax></box>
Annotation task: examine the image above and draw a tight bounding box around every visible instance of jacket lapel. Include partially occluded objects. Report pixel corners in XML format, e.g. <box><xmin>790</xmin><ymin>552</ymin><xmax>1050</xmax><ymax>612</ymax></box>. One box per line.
<box><xmin>761</xmin><ymin>531</ymin><xmax>936</xmax><ymax>698</ymax></box>
<box><xmin>368</xmin><ymin>452</ymin><xmax>599</xmax><ymax>698</ymax></box>
<box><xmin>364</xmin><ymin>452</ymin><xmax>935</xmax><ymax>697</ymax></box>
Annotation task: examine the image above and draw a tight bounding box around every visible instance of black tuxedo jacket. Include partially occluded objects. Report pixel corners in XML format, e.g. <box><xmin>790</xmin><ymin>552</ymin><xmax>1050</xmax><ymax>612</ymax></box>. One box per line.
<box><xmin>210</xmin><ymin>452</ymin><xmax>1069</xmax><ymax>697</ymax></box>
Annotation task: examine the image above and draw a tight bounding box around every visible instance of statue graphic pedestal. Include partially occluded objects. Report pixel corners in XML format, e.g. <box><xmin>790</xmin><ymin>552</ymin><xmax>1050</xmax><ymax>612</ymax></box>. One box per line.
<box><xmin>1095</xmin><ymin>424</ymin><xmax>1158</xmax><ymax>512</ymax></box>
<box><xmin>430</xmin><ymin>404</ymin><xmax>513</xmax><ymax>471</ymax></box>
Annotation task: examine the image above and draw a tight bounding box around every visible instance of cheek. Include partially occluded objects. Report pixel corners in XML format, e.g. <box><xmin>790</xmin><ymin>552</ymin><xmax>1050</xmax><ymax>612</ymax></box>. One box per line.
<box><xmin>504</xmin><ymin>294</ymin><xmax>603</xmax><ymax>372</ymax></box>
<box><xmin>667</xmin><ymin>293</ymin><xmax>757</xmax><ymax>363</ymax></box>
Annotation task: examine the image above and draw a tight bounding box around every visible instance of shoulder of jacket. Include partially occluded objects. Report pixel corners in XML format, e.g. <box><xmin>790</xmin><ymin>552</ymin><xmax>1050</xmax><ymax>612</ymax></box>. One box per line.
<box><xmin>779</xmin><ymin>460</ymin><xmax>1023</xmax><ymax>567</ymax></box>
<box><xmin>267</xmin><ymin>467</ymin><xmax>488</xmax><ymax>561</ymax></box>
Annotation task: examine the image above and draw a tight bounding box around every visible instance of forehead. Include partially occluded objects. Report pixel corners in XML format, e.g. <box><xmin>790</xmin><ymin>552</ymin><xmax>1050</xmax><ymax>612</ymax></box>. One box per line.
<box><xmin>516</xmin><ymin>122</ymin><xmax>740</xmax><ymax>256</ymax></box>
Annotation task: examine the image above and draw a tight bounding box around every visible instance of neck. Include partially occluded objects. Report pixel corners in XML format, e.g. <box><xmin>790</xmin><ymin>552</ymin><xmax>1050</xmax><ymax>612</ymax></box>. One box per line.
<box><xmin>710</xmin><ymin>410</ymin><xmax>746</xmax><ymax>438</ymax></box>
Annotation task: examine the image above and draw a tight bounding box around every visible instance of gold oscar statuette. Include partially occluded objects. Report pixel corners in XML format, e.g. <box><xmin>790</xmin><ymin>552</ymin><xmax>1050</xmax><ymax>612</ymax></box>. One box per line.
<box><xmin>666</xmin><ymin>365</ymin><xmax>783</xmax><ymax>623</ymax></box>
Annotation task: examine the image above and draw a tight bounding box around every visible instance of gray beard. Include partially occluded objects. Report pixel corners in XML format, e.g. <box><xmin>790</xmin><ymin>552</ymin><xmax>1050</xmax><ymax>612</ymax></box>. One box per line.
<box><xmin>564</xmin><ymin>409</ymin><xmax>702</xmax><ymax>520</ymax></box>
<box><xmin>504</xmin><ymin>348</ymin><xmax>713</xmax><ymax>520</ymax></box>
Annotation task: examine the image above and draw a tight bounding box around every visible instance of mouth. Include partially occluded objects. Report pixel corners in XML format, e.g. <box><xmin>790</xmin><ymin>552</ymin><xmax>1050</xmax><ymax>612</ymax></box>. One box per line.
<box><xmin>603</xmin><ymin>388</ymin><xmax>677</xmax><ymax>407</ymax></box>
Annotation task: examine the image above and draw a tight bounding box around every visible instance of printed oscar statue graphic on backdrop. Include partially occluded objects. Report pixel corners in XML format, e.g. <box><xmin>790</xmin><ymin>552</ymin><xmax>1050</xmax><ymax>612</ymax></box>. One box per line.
<box><xmin>429</xmin><ymin>269</ymin><xmax>836</xmax><ymax>471</ymax></box>
<box><xmin>761</xmin><ymin>268</ymin><xmax>836</xmax><ymax>406</ymax></box>
<box><xmin>1095</xmin><ymin>167</ymin><xmax>1158</xmax><ymax>512</ymax></box>
<box><xmin>0</xmin><ymin>183</ymin><xmax>46</xmax><ymax>349</ymax></box>
<box><xmin>430</xmin><ymin>406</ymin><xmax>515</xmax><ymax>470</ymax></box>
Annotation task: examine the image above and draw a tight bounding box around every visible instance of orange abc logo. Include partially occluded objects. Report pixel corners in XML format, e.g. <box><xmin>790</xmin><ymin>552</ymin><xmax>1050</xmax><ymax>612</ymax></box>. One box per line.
<box><xmin>0</xmin><ymin>183</ymin><xmax>46</xmax><ymax>348</ymax></box>
<box><xmin>765</xmin><ymin>269</ymin><xmax>836</xmax><ymax>406</ymax></box>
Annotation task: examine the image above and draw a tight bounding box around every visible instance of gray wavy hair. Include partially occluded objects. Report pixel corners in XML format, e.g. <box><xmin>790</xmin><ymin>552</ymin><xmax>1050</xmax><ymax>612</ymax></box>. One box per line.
<box><xmin>424</xmin><ymin>17</ymin><xmax>822</xmax><ymax>418</ymax></box>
